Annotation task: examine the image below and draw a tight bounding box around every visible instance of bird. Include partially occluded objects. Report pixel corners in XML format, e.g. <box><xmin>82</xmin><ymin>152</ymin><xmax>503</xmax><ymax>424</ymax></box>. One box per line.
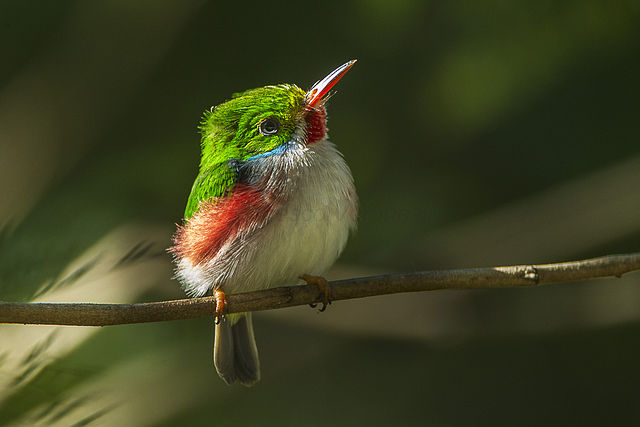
<box><xmin>170</xmin><ymin>61</ymin><xmax>358</xmax><ymax>386</ymax></box>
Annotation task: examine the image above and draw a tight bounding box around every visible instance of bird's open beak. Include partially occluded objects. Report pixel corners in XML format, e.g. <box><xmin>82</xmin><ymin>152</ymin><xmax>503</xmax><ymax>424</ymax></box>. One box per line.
<box><xmin>305</xmin><ymin>60</ymin><xmax>357</xmax><ymax>109</ymax></box>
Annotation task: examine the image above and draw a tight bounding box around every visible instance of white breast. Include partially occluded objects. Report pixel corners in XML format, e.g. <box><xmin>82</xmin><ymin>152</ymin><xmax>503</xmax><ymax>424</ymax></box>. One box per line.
<box><xmin>177</xmin><ymin>139</ymin><xmax>357</xmax><ymax>296</ymax></box>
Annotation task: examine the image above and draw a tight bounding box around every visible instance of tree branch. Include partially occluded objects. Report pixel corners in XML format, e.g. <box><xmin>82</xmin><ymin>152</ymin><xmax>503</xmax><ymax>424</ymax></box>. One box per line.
<box><xmin>1</xmin><ymin>253</ymin><xmax>639</xmax><ymax>327</ymax></box>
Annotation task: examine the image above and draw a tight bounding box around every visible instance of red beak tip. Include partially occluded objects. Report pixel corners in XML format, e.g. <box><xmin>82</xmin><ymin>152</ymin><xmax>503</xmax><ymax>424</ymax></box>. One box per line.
<box><xmin>306</xmin><ymin>60</ymin><xmax>357</xmax><ymax>108</ymax></box>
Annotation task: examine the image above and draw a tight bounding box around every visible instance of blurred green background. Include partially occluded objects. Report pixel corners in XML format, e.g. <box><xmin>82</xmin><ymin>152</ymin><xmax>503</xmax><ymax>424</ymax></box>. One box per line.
<box><xmin>1</xmin><ymin>0</ymin><xmax>640</xmax><ymax>425</ymax></box>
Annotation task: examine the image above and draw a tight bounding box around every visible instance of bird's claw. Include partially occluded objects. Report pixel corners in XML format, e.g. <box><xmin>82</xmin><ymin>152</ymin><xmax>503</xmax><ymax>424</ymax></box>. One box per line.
<box><xmin>300</xmin><ymin>274</ymin><xmax>331</xmax><ymax>312</ymax></box>
<box><xmin>214</xmin><ymin>289</ymin><xmax>227</xmax><ymax>324</ymax></box>
<box><xmin>318</xmin><ymin>300</ymin><xmax>330</xmax><ymax>312</ymax></box>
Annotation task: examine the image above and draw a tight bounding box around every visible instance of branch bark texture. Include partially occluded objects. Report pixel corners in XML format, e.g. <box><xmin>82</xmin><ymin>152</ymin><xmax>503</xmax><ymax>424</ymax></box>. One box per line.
<box><xmin>1</xmin><ymin>253</ymin><xmax>639</xmax><ymax>327</ymax></box>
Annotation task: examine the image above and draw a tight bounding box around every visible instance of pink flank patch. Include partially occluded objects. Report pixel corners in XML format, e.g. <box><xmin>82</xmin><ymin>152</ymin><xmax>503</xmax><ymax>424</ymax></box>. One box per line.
<box><xmin>172</xmin><ymin>185</ymin><xmax>275</xmax><ymax>265</ymax></box>
<box><xmin>306</xmin><ymin>106</ymin><xmax>326</xmax><ymax>144</ymax></box>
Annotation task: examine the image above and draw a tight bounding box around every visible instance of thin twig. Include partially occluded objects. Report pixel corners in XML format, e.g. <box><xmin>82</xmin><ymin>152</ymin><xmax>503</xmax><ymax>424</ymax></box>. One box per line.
<box><xmin>1</xmin><ymin>253</ymin><xmax>639</xmax><ymax>326</ymax></box>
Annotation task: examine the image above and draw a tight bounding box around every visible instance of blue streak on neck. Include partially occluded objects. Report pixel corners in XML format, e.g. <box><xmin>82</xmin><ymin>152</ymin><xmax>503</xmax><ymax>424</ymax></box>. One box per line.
<box><xmin>246</xmin><ymin>142</ymin><xmax>292</xmax><ymax>161</ymax></box>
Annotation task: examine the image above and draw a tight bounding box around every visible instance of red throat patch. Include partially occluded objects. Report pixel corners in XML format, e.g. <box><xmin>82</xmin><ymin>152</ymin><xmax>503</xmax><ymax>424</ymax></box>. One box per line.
<box><xmin>171</xmin><ymin>185</ymin><xmax>276</xmax><ymax>265</ymax></box>
<box><xmin>306</xmin><ymin>106</ymin><xmax>326</xmax><ymax>144</ymax></box>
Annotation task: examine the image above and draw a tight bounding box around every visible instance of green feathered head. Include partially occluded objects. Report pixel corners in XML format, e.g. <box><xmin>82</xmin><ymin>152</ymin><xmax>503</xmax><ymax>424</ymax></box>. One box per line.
<box><xmin>199</xmin><ymin>84</ymin><xmax>307</xmax><ymax>167</ymax></box>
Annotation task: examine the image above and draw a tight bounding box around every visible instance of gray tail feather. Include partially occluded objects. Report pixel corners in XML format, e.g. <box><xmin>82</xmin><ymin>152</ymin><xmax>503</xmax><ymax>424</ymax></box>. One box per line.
<box><xmin>214</xmin><ymin>312</ymin><xmax>260</xmax><ymax>386</ymax></box>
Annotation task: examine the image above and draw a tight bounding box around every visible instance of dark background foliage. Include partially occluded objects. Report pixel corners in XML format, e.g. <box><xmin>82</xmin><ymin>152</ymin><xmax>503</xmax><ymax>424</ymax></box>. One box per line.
<box><xmin>1</xmin><ymin>0</ymin><xmax>639</xmax><ymax>425</ymax></box>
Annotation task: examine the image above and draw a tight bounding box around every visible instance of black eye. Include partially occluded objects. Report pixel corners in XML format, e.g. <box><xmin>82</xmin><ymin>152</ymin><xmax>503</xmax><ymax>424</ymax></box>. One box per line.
<box><xmin>259</xmin><ymin>117</ymin><xmax>280</xmax><ymax>136</ymax></box>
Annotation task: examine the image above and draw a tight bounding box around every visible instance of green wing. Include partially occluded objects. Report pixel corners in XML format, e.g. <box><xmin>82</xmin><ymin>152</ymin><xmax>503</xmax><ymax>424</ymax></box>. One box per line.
<box><xmin>184</xmin><ymin>162</ymin><xmax>236</xmax><ymax>219</ymax></box>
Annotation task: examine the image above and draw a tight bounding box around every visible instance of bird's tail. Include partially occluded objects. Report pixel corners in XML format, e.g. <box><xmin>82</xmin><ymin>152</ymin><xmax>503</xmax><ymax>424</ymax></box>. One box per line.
<box><xmin>214</xmin><ymin>312</ymin><xmax>260</xmax><ymax>386</ymax></box>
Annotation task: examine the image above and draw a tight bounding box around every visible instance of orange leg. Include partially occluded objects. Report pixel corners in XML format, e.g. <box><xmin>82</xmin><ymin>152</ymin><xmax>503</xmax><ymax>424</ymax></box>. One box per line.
<box><xmin>300</xmin><ymin>274</ymin><xmax>331</xmax><ymax>312</ymax></box>
<box><xmin>213</xmin><ymin>289</ymin><xmax>227</xmax><ymax>324</ymax></box>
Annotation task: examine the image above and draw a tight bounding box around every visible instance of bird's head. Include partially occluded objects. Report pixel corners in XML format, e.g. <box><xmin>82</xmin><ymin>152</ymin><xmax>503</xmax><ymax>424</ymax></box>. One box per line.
<box><xmin>198</xmin><ymin>60</ymin><xmax>356</xmax><ymax>166</ymax></box>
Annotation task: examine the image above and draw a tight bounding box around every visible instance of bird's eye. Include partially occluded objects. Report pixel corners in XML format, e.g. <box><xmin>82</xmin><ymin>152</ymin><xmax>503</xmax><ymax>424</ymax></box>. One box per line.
<box><xmin>259</xmin><ymin>117</ymin><xmax>280</xmax><ymax>136</ymax></box>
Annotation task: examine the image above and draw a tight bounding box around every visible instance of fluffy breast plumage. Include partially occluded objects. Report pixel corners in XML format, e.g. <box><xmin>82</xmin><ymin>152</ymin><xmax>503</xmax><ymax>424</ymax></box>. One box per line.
<box><xmin>173</xmin><ymin>139</ymin><xmax>357</xmax><ymax>297</ymax></box>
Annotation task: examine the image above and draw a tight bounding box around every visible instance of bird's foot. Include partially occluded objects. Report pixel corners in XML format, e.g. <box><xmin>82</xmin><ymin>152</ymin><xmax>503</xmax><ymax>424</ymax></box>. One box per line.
<box><xmin>213</xmin><ymin>289</ymin><xmax>227</xmax><ymax>324</ymax></box>
<box><xmin>300</xmin><ymin>274</ymin><xmax>331</xmax><ymax>312</ymax></box>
